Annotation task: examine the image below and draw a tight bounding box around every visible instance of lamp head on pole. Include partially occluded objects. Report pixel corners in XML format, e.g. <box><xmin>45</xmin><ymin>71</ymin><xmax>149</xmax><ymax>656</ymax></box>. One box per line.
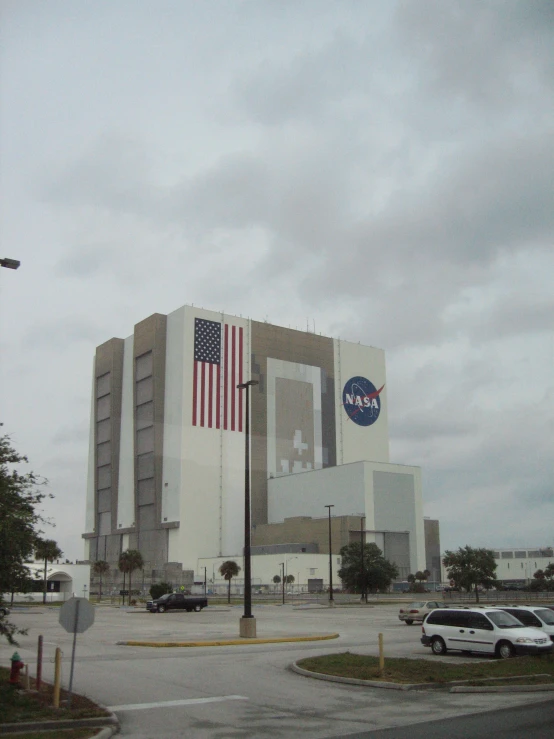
<box><xmin>237</xmin><ymin>380</ymin><xmax>259</xmax><ymax>390</ymax></box>
<box><xmin>0</xmin><ymin>257</ymin><xmax>20</xmax><ymax>270</ymax></box>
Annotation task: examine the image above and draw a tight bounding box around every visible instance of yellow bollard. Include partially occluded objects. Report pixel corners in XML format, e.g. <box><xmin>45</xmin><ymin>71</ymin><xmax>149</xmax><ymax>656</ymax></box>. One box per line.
<box><xmin>53</xmin><ymin>648</ymin><xmax>62</xmax><ymax>708</ymax></box>
<box><xmin>378</xmin><ymin>632</ymin><xmax>385</xmax><ymax>675</ymax></box>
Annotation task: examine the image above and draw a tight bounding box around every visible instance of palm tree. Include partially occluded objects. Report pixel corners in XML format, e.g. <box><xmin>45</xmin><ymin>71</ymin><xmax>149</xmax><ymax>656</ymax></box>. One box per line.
<box><xmin>118</xmin><ymin>551</ymin><xmax>131</xmax><ymax>605</ymax></box>
<box><xmin>92</xmin><ymin>560</ymin><xmax>110</xmax><ymax>602</ymax></box>
<box><xmin>219</xmin><ymin>560</ymin><xmax>241</xmax><ymax>604</ymax></box>
<box><xmin>125</xmin><ymin>550</ymin><xmax>144</xmax><ymax>604</ymax></box>
<box><xmin>34</xmin><ymin>539</ymin><xmax>63</xmax><ymax>604</ymax></box>
<box><xmin>272</xmin><ymin>575</ymin><xmax>281</xmax><ymax>594</ymax></box>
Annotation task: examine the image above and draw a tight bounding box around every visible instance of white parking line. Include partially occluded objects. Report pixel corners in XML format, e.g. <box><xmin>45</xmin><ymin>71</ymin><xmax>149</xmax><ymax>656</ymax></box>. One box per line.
<box><xmin>108</xmin><ymin>695</ymin><xmax>248</xmax><ymax>711</ymax></box>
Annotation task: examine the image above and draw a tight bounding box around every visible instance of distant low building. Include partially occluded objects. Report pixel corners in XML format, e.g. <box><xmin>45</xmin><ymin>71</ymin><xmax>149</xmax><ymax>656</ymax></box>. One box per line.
<box><xmin>439</xmin><ymin>546</ymin><xmax>554</xmax><ymax>586</ymax></box>
<box><xmin>492</xmin><ymin>546</ymin><xmax>553</xmax><ymax>584</ymax></box>
<box><xmin>6</xmin><ymin>562</ymin><xmax>91</xmax><ymax>602</ymax></box>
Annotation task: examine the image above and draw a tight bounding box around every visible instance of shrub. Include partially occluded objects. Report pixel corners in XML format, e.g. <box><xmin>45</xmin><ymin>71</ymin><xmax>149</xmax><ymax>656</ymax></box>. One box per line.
<box><xmin>150</xmin><ymin>582</ymin><xmax>173</xmax><ymax>600</ymax></box>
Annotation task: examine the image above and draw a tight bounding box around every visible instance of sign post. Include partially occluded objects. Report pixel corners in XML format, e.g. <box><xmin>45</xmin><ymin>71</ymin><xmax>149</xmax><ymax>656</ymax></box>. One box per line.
<box><xmin>59</xmin><ymin>597</ymin><xmax>95</xmax><ymax>708</ymax></box>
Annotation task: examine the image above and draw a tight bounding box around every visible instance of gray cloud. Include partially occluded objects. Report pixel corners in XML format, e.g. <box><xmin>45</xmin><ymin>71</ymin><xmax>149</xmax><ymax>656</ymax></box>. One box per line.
<box><xmin>395</xmin><ymin>0</ymin><xmax>554</xmax><ymax>109</ymax></box>
<box><xmin>23</xmin><ymin>317</ymin><xmax>106</xmax><ymax>350</ymax></box>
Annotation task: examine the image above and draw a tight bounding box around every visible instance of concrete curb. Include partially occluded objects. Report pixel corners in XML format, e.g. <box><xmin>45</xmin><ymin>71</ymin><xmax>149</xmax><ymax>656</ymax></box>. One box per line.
<box><xmin>93</xmin><ymin>727</ymin><xmax>119</xmax><ymax>738</ymax></box>
<box><xmin>450</xmin><ymin>683</ymin><xmax>554</xmax><ymax>693</ymax></box>
<box><xmin>0</xmin><ymin>713</ymin><xmax>119</xmax><ymax>735</ymax></box>
<box><xmin>117</xmin><ymin>633</ymin><xmax>339</xmax><ymax>648</ymax></box>
<box><xmin>291</xmin><ymin>662</ymin><xmax>422</xmax><ymax>690</ymax></box>
<box><xmin>290</xmin><ymin>663</ymin><xmax>554</xmax><ymax>693</ymax></box>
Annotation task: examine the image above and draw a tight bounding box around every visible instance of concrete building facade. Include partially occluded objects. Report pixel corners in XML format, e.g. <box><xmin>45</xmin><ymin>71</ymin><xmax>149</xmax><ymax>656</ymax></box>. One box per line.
<box><xmin>492</xmin><ymin>546</ymin><xmax>554</xmax><ymax>584</ymax></box>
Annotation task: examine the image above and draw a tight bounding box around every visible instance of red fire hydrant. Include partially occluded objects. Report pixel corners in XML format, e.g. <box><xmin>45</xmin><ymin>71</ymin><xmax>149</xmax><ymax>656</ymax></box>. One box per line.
<box><xmin>9</xmin><ymin>652</ymin><xmax>24</xmax><ymax>685</ymax></box>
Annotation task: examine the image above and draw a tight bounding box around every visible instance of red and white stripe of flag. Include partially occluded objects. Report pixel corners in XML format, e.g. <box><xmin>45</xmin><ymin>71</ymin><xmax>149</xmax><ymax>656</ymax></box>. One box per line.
<box><xmin>193</xmin><ymin>324</ymin><xmax>244</xmax><ymax>431</ymax></box>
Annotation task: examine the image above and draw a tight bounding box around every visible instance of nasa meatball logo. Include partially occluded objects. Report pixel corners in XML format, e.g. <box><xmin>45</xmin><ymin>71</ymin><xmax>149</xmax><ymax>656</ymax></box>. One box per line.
<box><xmin>342</xmin><ymin>376</ymin><xmax>384</xmax><ymax>426</ymax></box>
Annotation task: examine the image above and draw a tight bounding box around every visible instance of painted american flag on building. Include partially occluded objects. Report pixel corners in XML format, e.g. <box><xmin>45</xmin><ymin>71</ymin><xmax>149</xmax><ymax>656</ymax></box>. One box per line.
<box><xmin>192</xmin><ymin>317</ymin><xmax>244</xmax><ymax>431</ymax></box>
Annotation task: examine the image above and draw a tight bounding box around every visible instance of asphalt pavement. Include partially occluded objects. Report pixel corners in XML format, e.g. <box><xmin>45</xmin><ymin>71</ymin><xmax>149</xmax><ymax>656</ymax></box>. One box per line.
<box><xmin>1</xmin><ymin>602</ymin><xmax>552</xmax><ymax>738</ymax></box>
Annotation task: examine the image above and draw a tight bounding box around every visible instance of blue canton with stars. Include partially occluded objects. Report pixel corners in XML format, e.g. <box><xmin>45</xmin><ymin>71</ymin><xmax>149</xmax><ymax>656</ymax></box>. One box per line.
<box><xmin>194</xmin><ymin>318</ymin><xmax>221</xmax><ymax>364</ymax></box>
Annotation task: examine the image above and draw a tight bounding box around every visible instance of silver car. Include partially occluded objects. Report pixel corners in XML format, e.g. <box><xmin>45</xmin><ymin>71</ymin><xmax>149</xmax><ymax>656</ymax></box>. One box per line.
<box><xmin>398</xmin><ymin>600</ymin><xmax>443</xmax><ymax>625</ymax></box>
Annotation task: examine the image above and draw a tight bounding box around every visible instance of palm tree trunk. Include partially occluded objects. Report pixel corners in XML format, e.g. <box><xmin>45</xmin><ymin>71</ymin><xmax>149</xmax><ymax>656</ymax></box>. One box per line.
<box><xmin>98</xmin><ymin>575</ymin><xmax>102</xmax><ymax>603</ymax></box>
<box><xmin>227</xmin><ymin>578</ymin><xmax>231</xmax><ymax>604</ymax></box>
<box><xmin>129</xmin><ymin>570</ymin><xmax>132</xmax><ymax>605</ymax></box>
<box><xmin>43</xmin><ymin>558</ymin><xmax>47</xmax><ymax>604</ymax></box>
<box><xmin>122</xmin><ymin>572</ymin><xmax>126</xmax><ymax>606</ymax></box>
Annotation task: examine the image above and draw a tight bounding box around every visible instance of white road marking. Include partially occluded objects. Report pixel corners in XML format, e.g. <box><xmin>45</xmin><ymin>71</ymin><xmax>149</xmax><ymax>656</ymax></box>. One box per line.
<box><xmin>108</xmin><ymin>695</ymin><xmax>248</xmax><ymax>711</ymax></box>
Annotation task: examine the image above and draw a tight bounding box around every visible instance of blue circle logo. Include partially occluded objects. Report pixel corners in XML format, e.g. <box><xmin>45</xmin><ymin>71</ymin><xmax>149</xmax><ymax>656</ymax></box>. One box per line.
<box><xmin>342</xmin><ymin>376</ymin><xmax>384</xmax><ymax>426</ymax></box>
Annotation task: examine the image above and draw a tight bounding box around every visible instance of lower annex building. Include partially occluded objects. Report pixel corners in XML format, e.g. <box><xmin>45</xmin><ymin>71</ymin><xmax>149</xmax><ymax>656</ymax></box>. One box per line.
<box><xmin>83</xmin><ymin>304</ymin><xmax>438</xmax><ymax>590</ymax></box>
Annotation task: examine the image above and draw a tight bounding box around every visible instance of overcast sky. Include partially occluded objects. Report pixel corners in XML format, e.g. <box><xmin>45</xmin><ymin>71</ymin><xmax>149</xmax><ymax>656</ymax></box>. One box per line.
<box><xmin>1</xmin><ymin>0</ymin><xmax>552</xmax><ymax>563</ymax></box>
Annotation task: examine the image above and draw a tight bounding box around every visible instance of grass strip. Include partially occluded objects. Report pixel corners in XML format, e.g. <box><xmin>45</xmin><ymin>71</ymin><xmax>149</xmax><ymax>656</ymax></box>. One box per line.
<box><xmin>0</xmin><ymin>666</ymin><xmax>110</xmax><ymax>725</ymax></box>
<box><xmin>296</xmin><ymin>652</ymin><xmax>554</xmax><ymax>685</ymax></box>
<box><xmin>1</xmin><ymin>730</ymin><xmax>98</xmax><ymax>738</ymax></box>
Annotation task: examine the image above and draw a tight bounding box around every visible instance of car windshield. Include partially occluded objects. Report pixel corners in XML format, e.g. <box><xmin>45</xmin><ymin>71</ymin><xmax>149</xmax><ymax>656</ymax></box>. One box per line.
<box><xmin>487</xmin><ymin>611</ymin><xmax>524</xmax><ymax>628</ymax></box>
<box><xmin>158</xmin><ymin>594</ymin><xmax>171</xmax><ymax>601</ymax></box>
<box><xmin>535</xmin><ymin>609</ymin><xmax>554</xmax><ymax>625</ymax></box>
<box><xmin>409</xmin><ymin>602</ymin><xmax>426</xmax><ymax>608</ymax></box>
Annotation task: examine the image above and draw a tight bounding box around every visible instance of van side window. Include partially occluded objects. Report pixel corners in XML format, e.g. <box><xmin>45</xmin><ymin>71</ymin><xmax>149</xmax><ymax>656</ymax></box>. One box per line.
<box><xmin>427</xmin><ymin>611</ymin><xmax>451</xmax><ymax>625</ymax></box>
<box><xmin>507</xmin><ymin>610</ymin><xmax>541</xmax><ymax>627</ymax></box>
<box><xmin>450</xmin><ymin>612</ymin><xmax>470</xmax><ymax>628</ymax></box>
<box><xmin>469</xmin><ymin>614</ymin><xmax>493</xmax><ymax>630</ymax></box>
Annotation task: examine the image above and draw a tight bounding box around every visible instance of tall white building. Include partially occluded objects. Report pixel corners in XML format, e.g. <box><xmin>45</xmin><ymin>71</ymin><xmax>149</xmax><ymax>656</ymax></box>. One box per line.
<box><xmin>83</xmin><ymin>305</ymin><xmax>429</xmax><ymax>586</ymax></box>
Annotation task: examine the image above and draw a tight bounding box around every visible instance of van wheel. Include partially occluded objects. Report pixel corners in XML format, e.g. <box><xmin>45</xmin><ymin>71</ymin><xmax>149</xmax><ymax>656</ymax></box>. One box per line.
<box><xmin>496</xmin><ymin>641</ymin><xmax>514</xmax><ymax>659</ymax></box>
<box><xmin>431</xmin><ymin>637</ymin><xmax>447</xmax><ymax>655</ymax></box>
<box><xmin>194</xmin><ymin>605</ymin><xmax>202</xmax><ymax>612</ymax></box>
<box><xmin>405</xmin><ymin>619</ymin><xmax>414</xmax><ymax>625</ymax></box>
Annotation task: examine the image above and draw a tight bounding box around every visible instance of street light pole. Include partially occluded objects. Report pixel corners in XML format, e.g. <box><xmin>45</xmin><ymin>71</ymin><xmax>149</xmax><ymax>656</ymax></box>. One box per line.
<box><xmin>360</xmin><ymin>516</ymin><xmax>366</xmax><ymax>603</ymax></box>
<box><xmin>237</xmin><ymin>379</ymin><xmax>259</xmax><ymax>637</ymax></box>
<box><xmin>280</xmin><ymin>562</ymin><xmax>285</xmax><ymax>605</ymax></box>
<box><xmin>204</xmin><ymin>567</ymin><xmax>207</xmax><ymax>597</ymax></box>
<box><xmin>325</xmin><ymin>505</ymin><xmax>334</xmax><ymax>602</ymax></box>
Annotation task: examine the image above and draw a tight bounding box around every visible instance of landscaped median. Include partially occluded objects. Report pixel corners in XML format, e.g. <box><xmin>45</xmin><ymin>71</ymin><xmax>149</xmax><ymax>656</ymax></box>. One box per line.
<box><xmin>292</xmin><ymin>652</ymin><xmax>554</xmax><ymax>692</ymax></box>
<box><xmin>0</xmin><ymin>665</ymin><xmax>118</xmax><ymax>738</ymax></box>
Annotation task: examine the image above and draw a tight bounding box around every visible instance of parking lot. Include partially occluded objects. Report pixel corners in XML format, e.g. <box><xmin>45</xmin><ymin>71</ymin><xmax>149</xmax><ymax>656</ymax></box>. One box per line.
<box><xmin>2</xmin><ymin>602</ymin><xmax>551</xmax><ymax>738</ymax></box>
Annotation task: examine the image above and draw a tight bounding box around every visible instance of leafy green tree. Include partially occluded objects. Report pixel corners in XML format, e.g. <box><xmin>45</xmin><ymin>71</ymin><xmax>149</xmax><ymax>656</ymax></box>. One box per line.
<box><xmin>219</xmin><ymin>560</ymin><xmax>241</xmax><ymax>603</ymax></box>
<box><xmin>35</xmin><ymin>539</ymin><xmax>63</xmax><ymax>604</ymax></box>
<box><xmin>8</xmin><ymin>571</ymin><xmax>36</xmax><ymax>606</ymax></box>
<box><xmin>339</xmin><ymin>542</ymin><xmax>399</xmax><ymax>594</ymax></box>
<box><xmin>0</xmin><ymin>430</ymin><xmax>53</xmax><ymax>643</ymax></box>
<box><xmin>150</xmin><ymin>581</ymin><xmax>173</xmax><ymax>600</ymax></box>
<box><xmin>92</xmin><ymin>560</ymin><xmax>110</xmax><ymax>601</ymax></box>
<box><xmin>442</xmin><ymin>546</ymin><xmax>497</xmax><ymax>602</ymax></box>
<box><xmin>285</xmin><ymin>574</ymin><xmax>295</xmax><ymax>584</ymax></box>
<box><xmin>272</xmin><ymin>574</ymin><xmax>281</xmax><ymax>594</ymax></box>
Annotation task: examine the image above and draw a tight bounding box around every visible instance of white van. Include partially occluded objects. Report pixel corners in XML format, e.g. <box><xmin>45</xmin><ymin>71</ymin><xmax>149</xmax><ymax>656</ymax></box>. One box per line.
<box><xmin>496</xmin><ymin>605</ymin><xmax>554</xmax><ymax>642</ymax></box>
<box><xmin>421</xmin><ymin>607</ymin><xmax>553</xmax><ymax>659</ymax></box>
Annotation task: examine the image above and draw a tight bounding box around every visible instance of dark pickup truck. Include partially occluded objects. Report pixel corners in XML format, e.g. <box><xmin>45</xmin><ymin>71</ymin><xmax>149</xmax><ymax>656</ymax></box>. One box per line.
<box><xmin>146</xmin><ymin>593</ymin><xmax>208</xmax><ymax>613</ymax></box>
